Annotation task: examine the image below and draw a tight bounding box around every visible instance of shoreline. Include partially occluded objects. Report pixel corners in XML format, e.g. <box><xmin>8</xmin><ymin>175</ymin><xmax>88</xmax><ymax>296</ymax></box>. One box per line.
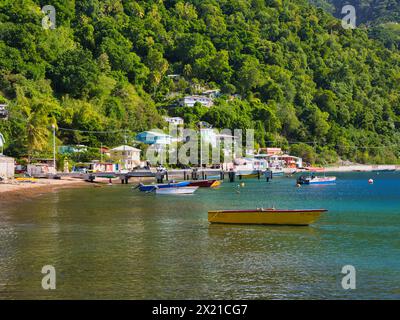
<box><xmin>321</xmin><ymin>164</ymin><xmax>399</xmax><ymax>173</ymax></box>
<box><xmin>0</xmin><ymin>178</ymin><xmax>89</xmax><ymax>202</ymax></box>
<box><xmin>1</xmin><ymin>165</ymin><xmax>398</xmax><ymax>202</ymax></box>
<box><xmin>0</xmin><ymin>176</ymin><xmax>153</xmax><ymax>202</ymax></box>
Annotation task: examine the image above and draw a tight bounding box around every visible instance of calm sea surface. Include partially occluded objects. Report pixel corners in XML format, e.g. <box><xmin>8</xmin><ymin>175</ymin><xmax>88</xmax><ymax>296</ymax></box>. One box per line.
<box><xmin>0</xmin><ymin>172</ymin><xmax>399</xmax><ymax>299</ymax></box>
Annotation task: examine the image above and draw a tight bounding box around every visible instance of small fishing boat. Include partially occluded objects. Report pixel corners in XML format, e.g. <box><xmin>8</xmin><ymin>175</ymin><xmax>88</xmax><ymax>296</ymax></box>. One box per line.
<box><xmin>208</xmin><ymin>208</ymin><xmax>327</xmax><ymax>226</ymax></box>
<box><xmin>137</xmin><ymin>181</ymin><xmax>190</xmax><ymax>192</ymax></box>
<box><xmin>236</xmin><ymin>172</ymin><xmax>259</xmax><ymax>179</ymax></box>
<box><xmin>264</xmin><ymin>168</ymin><xmax>285</xmax><ymax>177</ymax></box>
<box><xmin>188</xmin><ymin>180</ymin><xmax>221</xmax><ymax>188</ymax></box>
<box><xmin>15</xmin><ymin>177</ymin><xmax>37</xmax><ymax>183</ymax></box>
<box><xmin>297</xmin><ymin>175</ymin><xmax>336</xmax><ymax>185</ymax></box>
<box><xmin>156</xmin><ymin>186</ymin><xmax>198</xmax><ymax>195</ymax></box>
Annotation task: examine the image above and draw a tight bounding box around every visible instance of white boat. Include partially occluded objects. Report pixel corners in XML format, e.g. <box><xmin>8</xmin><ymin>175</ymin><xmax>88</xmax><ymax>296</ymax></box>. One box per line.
<box><xmin>155</xmin><ymin>186</ymin><xmax>199</xmax><ymax>195</ymax></box>
<box><xmin>297</xmin><ymin>175</ymin><xmax>336</xmax><ymax>185</ymax></box>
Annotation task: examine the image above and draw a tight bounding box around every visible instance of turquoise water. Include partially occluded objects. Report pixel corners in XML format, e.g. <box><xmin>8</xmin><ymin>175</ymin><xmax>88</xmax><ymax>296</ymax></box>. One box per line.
<box><xmin>0</xmin><ymin>172</ymin><xmax>399</xmax><ymax>299</ymax></box>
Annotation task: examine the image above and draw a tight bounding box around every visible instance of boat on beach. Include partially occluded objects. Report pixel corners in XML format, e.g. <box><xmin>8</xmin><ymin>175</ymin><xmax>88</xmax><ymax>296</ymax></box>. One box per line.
<box><xmin>156</xmin><ymin>186</ymin><xmax>198</xmax><ymax>195</ymax></box>
<box><xmin>188</xmin><ymin>180</ymin><xmax>221</xmax><ymax>188</ymax></box>
<box><xmin>137</xmin><ymin>181</ymin><xmax>190</xmax><ymax>192</ymax></box>
<box><xmin>208</xmin><ymin>208</ymin><xmax>327</xmax><ymax>226</ymax></box>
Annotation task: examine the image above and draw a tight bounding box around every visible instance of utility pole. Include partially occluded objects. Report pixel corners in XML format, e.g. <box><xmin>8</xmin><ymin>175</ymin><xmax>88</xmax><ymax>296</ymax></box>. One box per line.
<box><xmin>52</xmin><ymin>124</ymin><xmax>56</xmax><ymax>172</ymax></box>
<box><xmin>200</xmin><ymin>125</ymin><xmax>203</xmax><ymax>169</ymax></box>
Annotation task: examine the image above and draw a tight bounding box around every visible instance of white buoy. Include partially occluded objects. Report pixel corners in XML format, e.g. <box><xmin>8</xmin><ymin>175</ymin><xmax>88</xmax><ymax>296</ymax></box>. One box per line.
<box><xmin>368</xmin><ymin>179</ymin><xmax>374</xmax><ymax>184</ymax></box>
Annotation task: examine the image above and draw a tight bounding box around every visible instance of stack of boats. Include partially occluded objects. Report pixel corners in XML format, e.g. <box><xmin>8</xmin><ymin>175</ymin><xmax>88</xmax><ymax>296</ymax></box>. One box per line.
<box><xmin>136</xmin><ymin>179</ymin><xmax>221</xmax><ymax>195</ymax></box>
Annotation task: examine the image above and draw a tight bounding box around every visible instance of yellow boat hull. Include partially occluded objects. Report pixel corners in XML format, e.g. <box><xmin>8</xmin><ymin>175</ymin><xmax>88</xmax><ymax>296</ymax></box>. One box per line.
<box><xmin>237</xmin><ymin>173</ymin><xmax>259</xmax><ymax>179</ymax></box>
<box><xmin>210</xmin><ymin>180</ymin><xmax>222</xmax><ymax>188</ymax></box>
<box><xmin>208</xmin><ymin>209</ymin><xmax>326</xmax><ymax>226</ymax></box>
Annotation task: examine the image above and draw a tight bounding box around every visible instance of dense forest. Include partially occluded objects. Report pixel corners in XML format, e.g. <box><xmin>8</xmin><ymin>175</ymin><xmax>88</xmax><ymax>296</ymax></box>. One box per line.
<box><xmin>1</xmin><ymin>0</ymin><xmax>400</xmax><ymax>165</ymax></box>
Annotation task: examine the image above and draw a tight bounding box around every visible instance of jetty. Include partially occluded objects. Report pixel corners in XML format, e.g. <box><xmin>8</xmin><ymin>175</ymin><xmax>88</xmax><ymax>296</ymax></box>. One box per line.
<box><xmin>30</xmin><ymin>168</ymin><xmax>274</xmax><ymax>184</ymax></box>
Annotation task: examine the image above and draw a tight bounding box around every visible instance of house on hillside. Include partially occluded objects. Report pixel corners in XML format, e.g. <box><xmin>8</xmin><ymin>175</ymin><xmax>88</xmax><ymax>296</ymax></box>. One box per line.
<box><xmin>179</xmin><ymin>95</ymin><xmax>214</xmax><ymax>108</ymax></box>
<box><xmin>163</xmin><ymin>116</ymin><xmax>184</xmax><ymax>126</ymax></box>
<box><xmin>0</xmin><ymin>104</ymin><xmax>8</xmax><ymax>120</ymax></box>
<box><xmin>136</xmin><ymin>131</ymin><xmax>173</xmax><ymax>145</ymax></box>
<box><xmin>110</xmin><ymin>145</ymin><xmax>141</xmax><ymax>171</ymax></box>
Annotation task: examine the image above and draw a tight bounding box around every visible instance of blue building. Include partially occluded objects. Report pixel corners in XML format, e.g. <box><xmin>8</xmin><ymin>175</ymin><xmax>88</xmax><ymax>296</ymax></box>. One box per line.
<box><xmin>136</xmin><ymin>131</ymin><xmax>172</xmax><ymax>145</ymax></box>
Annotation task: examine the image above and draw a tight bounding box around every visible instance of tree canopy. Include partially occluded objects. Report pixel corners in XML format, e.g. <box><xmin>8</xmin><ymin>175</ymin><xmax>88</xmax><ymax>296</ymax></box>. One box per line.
<box><xmin>0</xmin><ymin>0</ymin><xmax>400</xmax><ymax>164</ymax></box>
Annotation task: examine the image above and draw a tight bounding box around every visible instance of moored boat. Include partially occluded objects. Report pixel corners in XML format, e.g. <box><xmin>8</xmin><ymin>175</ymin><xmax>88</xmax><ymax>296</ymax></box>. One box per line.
<box><xmin>297</xmin><ymin>175</ymin><xmax>336</xmax><ymax>185</ymax></box>
<box><xmin>236</xmin><ymin>172</ymin><xmax>259</xmax><ymax>179</ymax></box>
<box><xmin>188</xmin><ymin>180</ymin><xmax>221</xmax><ymax>188</ymax></box>
<box><xmin>264</xmin><ymin>168</ymin><xmax>285</xmax><ymax>177</ymax></box>
<box><xmin>137</xmin><ymin>181</ymin><xmax>190</xmax><ymax>192</ymax></box>
<box><xmin>156</xmin><ymin>186</ymin><xmax>198</xmax><ymax>195</ymax></box>
<box><xmin>208</xmin><ymin>208</ymin><xmax>327</xmax><ymax>226</ymax></box>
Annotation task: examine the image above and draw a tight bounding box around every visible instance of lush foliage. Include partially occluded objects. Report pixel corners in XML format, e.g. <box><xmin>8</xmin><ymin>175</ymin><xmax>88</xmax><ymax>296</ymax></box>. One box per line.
<box><xmin>1</xmin><ymin>0</ymin><xmax>400</xmax><ymax>164</ymax></box>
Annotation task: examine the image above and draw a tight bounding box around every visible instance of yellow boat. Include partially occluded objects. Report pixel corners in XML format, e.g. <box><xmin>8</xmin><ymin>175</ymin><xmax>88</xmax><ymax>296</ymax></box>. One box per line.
<box><xmin>236</xmin><ymin>173</ymin><xmax>259</xmax><ymax>179</ymax></box>
<box><xmin>208</xmin><ymin>208</ymin><xmax>327</xmax><ymax>226</ymax></box>
<box><xmin>15</xmin><ymin>177</ymin><xmax>37</xmax><ymax>183</ymax></box>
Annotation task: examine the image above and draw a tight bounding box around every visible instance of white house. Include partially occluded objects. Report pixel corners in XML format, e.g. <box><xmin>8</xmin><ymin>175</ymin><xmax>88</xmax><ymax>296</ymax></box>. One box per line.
<box><xmin>0</xmin><ymin>104</ymin><xmax>8</xmax><ymax>119</ymax></box>
<box><xmin>163</xmin><ymin>116</ymin><xmax>184</xmax><ymax>126</ymax></box>
<box><xmin>179</xmin><ymin>95</ymin><xmax>214</xmax><ymax>108</ymax></box>
<box><xmin>110</xmin><ymin>145</ymin><xmax>141</xmax><ymax>170</ymax></box>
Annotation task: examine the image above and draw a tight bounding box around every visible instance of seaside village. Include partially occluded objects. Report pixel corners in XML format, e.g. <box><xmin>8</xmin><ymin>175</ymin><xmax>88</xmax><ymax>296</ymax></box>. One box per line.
<box><xmin>0</xmin><ymin>94</ymin><xmax>304</xmax><ymax>182</ymax></box>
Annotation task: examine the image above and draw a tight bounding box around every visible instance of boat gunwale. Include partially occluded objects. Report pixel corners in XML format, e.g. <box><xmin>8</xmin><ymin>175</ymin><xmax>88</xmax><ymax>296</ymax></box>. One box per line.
<box><xmin>208</xmin><ymin>209</ymin><xmax>328</xmax><ymax>214</ymax></box>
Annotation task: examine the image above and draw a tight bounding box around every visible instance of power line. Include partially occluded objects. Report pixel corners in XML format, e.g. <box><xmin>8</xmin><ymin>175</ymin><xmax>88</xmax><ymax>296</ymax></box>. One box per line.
<box><xmin>57</xmin><ymin>127</ymin><xmax>130</xmax><ymax>134</ymax></box>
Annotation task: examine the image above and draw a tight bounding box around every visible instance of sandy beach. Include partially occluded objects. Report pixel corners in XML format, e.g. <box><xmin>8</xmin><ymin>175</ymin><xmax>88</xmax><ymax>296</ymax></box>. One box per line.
<box><xmin>0</xmin><ymin>177</ymin><xmax>89</xmax><ymax>202</ymax></box>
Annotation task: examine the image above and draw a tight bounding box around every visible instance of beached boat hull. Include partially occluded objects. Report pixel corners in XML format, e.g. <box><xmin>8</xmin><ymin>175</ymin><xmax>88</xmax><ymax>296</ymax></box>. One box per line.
<box><xmin>208</xmin><ymin>209</ymin><xmax>327</xmax><ymax>226</ymax></box>
<box><xmin>138</xmin><ymin>181</ymin><xmax>190</xmax><ymax>192</ymax></box>
<box><xmin>156</xmin><ymin>187</ymin><xmax>198</xmax><ymax>195</ymax></box>
<box><xmin>188</xmin><ymin>180</ymin><xmax>221</xmax><ymax>188</ymax></box>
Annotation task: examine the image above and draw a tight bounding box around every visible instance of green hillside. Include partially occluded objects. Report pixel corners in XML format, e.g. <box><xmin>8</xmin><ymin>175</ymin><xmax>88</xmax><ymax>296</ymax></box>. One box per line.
<box><xmin>1</xmin><ymin>0</ymin><xmax>400</xmax><ymax>165</ymax></box>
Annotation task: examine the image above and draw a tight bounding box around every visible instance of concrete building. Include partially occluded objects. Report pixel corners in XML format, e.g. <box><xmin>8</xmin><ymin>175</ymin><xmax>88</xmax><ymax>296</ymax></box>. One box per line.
<box><xmin>0</xmin><ymin>156</ymin><xmax>14</xmax><ymax>179</ymax></box>
<box><xmin>110</xmin><ymin>145</ymin><xmax>141</xmax><ymax>170</ymax></box>
<box><xmin>0</xmin><ymin>104</ymin><xmax>8</xmax><ymax>119</ymax></box>
<box><xmin>179</xmin><ymin>95</ymin><xmax>214</xmax><ymax>108</ymax></box>
<box><xmin>136</xmin><ymin>131</ymin><xmax>173</xmax><ymax>145</ymax></box>
<box><xmin>163</xmin><ymin>116</ymin><xmax>184</xmax><ymax>126</ymax></box>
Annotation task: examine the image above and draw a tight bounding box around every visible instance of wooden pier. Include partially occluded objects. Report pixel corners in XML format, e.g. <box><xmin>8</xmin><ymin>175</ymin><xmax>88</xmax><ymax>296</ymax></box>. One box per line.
<box><xmin>33</xmin><ymin>169</ymin><xmax>273</xmax><ymax>184</ymax></box>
